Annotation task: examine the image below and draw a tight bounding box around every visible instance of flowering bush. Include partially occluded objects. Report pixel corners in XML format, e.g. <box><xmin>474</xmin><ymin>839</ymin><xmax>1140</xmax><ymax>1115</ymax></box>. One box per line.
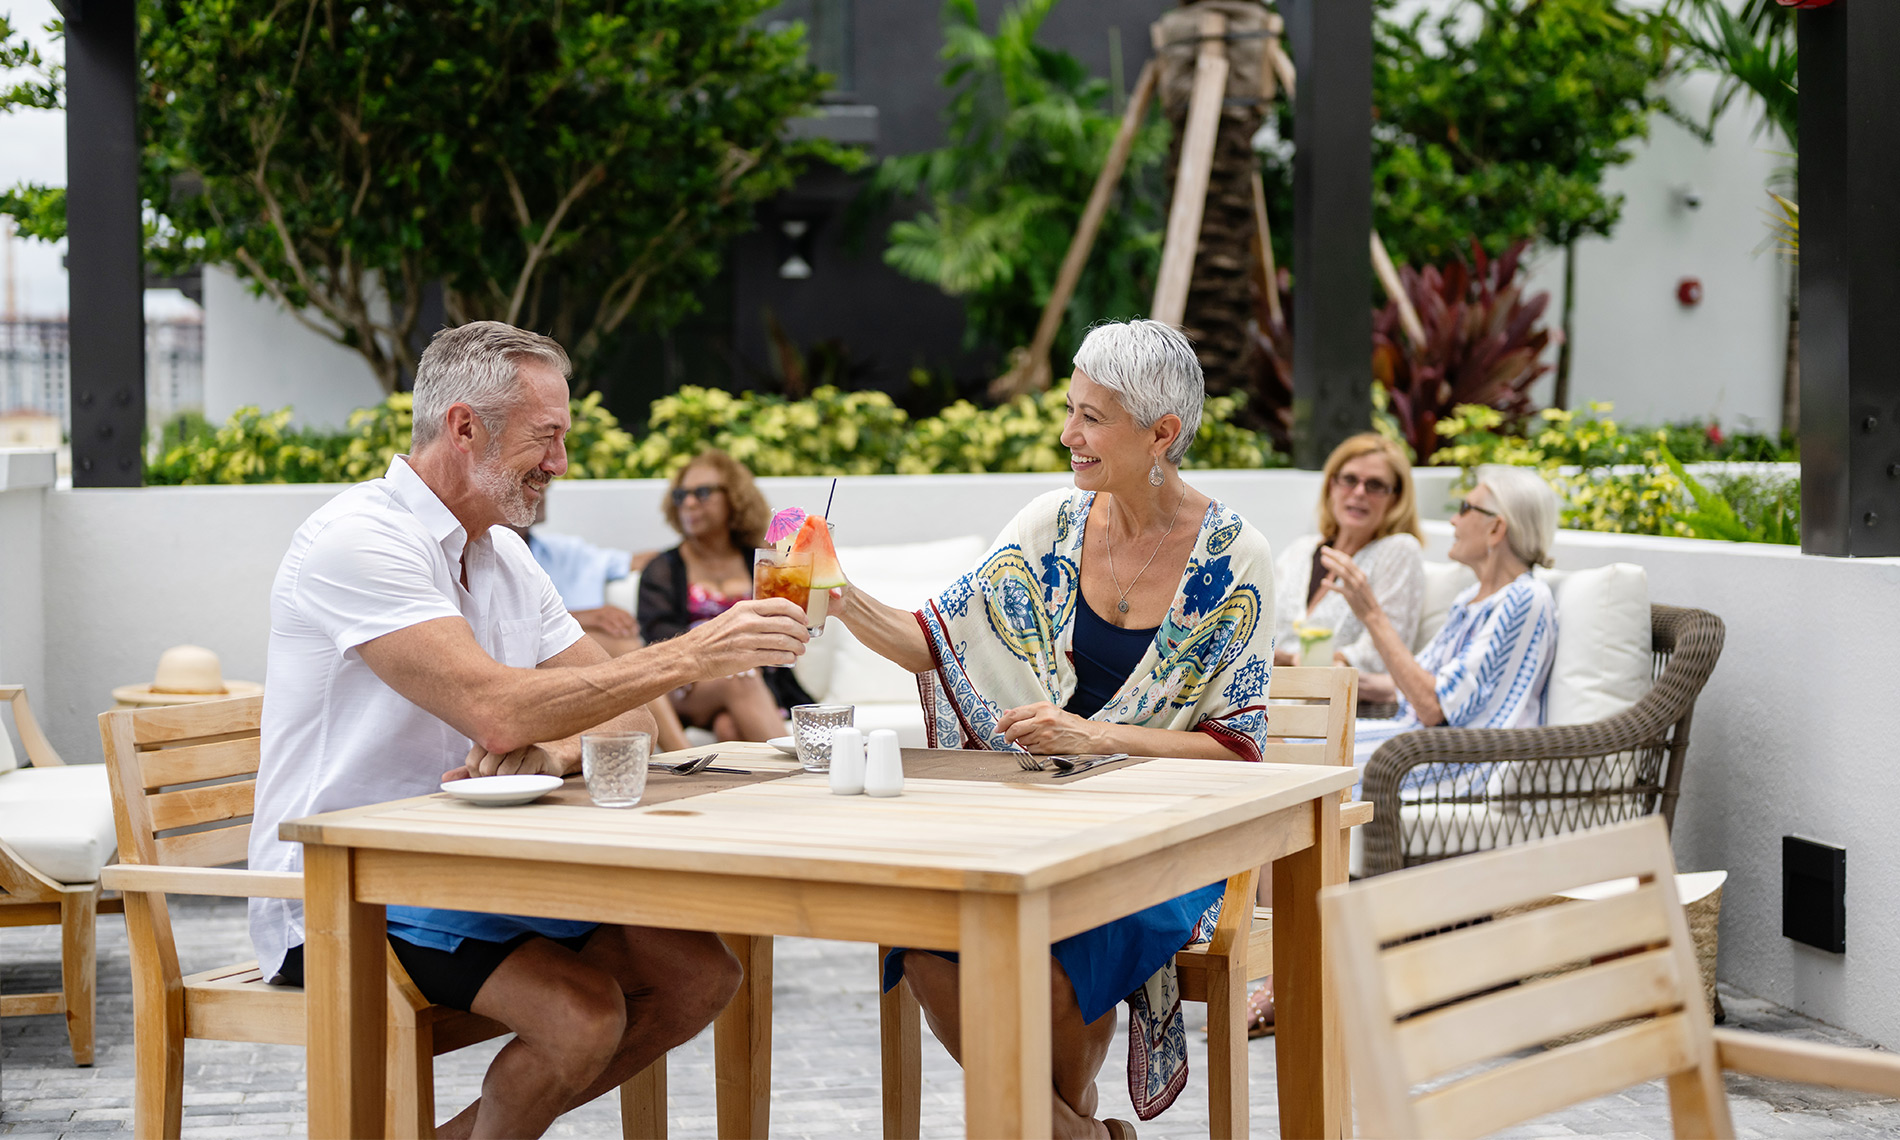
<box><xmin>1431</xmin><ymin>402</ymin><xmax>1799</xmax><ymax>543</ymax></box>
<box><xmin>147</xmin><ymin>381</ymin><xmax>1289</xmax><ymax>485</ymax></box>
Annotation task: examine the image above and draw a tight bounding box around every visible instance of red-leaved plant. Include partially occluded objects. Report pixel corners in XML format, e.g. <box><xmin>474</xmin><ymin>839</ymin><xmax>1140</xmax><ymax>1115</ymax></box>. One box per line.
<box><xmin>1373</xmin><ymin>239</ymin><xmax>1560</xmax><ymax>463</ymax></box>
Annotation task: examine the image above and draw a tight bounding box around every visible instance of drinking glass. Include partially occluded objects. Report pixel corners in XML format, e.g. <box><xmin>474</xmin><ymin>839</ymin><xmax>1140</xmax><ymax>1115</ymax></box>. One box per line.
<box><xmin>582</xmin><ymin>731</ymin><xmax>650</xmax><ymax>808</ymax></box>
<box><xmin>753</xmin><ymin>549</ymin><xmax>813</xmax><ymax>628</ymax></box>
<box><xmin>1295</xmin><ymin>623</ymin><xmax>1337</xmax><ymax>667</ymax></box>
<box><xmin>790</xmin><ymin>703</ymin><xmax>855</xmax><ymax>773</ymax></box>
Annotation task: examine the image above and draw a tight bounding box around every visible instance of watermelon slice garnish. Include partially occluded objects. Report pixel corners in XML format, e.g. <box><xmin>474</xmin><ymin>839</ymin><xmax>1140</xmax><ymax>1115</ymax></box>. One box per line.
<box><xmin>791</xmin><ymin>514</ymin><xmax>845</xmax><ymax>588</ymax></box>
<box><xmin>765</xmin><ymin>507</ymin><xmax>807</xmax><ymax>547</ymax></box>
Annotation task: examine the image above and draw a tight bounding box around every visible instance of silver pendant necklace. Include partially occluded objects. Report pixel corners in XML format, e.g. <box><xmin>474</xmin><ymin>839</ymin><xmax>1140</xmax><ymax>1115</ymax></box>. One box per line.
<box><xmin>1104</xmin><ymin>485</ymin><xmax>1186</xmax><ymax>615</ymax></box>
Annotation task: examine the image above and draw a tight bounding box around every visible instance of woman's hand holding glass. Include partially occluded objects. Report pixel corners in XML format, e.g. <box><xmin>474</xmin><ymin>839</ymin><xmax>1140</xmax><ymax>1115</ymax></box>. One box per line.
<box><xmin>997</xmin><ymin>701</ymin><xmax>1103</xmax><ymax>755</ymax></box>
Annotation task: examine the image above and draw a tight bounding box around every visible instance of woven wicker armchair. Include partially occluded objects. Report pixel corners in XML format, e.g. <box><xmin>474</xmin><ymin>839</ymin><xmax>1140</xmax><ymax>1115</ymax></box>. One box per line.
<box><xmin>1359</xmin><ymin>603</ymin><xmax>1725</xmax><ymax>877</ymax></box>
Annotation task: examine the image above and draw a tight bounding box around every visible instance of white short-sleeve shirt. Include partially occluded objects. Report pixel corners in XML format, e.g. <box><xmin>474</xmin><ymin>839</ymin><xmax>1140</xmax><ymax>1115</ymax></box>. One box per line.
<box><xmin>248</xmin><ymin>455</ymin><xmax>586</xmax><ymax>980</ymax></box>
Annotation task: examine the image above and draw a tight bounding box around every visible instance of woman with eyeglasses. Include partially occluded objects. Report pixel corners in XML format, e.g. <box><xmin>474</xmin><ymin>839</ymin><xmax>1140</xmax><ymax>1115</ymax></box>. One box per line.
<box><xmin>1322</xmin><ymin>464</ymin><xmax>1560</xmax><ymax>770</ymax></box>
<box><xmin>637</xmin><ymin>449</ymin><xmax>811</xmax><ymax>741</ymax></box>
<box><xmin>1273</xmin><ymin>434</ymin><xmax>1425</xmax><ymax>682</ymax></box>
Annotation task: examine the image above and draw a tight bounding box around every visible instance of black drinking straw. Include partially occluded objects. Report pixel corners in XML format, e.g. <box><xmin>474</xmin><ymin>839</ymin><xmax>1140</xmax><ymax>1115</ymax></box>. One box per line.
<box><xmin>823</xmin><ymin>477</ymin><xmax>837</xmax><ymax>518</ymax></box>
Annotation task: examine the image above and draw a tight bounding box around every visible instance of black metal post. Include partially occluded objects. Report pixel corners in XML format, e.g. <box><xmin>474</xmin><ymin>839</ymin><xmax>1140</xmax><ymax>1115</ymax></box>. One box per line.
<box><xmin>65</xmin><ymin>0</ymin><xmax>145</xmax><ymax>486</ymax></box>
<box><xmin>1798</xmin><ymin>3</ymin><xmax>1900</xmax><ymax>556</ymax></box>
<box><xmin>1286</xmin><ymin>0</ymin><xmax>1372</xmax><ymax>469</ymax></box>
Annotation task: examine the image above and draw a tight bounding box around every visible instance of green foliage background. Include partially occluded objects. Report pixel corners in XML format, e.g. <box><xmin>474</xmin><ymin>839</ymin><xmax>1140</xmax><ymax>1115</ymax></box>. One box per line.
<box><xmin>871</xmin><ymin>0</ymin><xmax>1167</xmax><ymax>359</ymax></box>
<box><xmin>1433</xmin><ymin>403</ymin><xmax>1799</xmax><ymax>543</ymax></box>
<box><xmin>146</xmin><ymin>382</ymin><xmax>1288</xmax><ymax>485</ymax></box>
<box><xmin>2</xmin><ymin>2</ymin><xmax>846</xmax><ymax>392</ymax></box>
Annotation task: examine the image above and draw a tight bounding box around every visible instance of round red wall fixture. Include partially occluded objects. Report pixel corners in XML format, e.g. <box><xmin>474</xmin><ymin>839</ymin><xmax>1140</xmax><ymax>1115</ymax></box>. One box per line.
<box><xmin>1677</xmin><ymin>277</ymin><xmax>1704</xmax><ymax>307</ymax></box>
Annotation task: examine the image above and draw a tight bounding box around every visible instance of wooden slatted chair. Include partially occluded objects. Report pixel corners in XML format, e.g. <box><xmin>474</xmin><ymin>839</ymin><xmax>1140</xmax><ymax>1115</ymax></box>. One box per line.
<box><xmin>0</xmin><ymin>682</ymin><xmax>123</xmax><ymax>1066</ymax></box>
<box><xmin>877</xmin><ymin>665</ymin><xmax>1371</xmax><ymax>1140</ymax></box>
<box><xmin>97</xmin><ymin>695</ymin><xmax>665</xmax><ymax>1138</ymax></box>
<box><xmin>1321</xmin><ymin>816</ymin><xmax>1900</xmax><ymax>1139</ymax></box>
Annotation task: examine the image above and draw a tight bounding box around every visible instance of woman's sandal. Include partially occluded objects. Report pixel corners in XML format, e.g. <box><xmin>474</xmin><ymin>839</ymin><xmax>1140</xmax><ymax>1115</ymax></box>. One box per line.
<box><xmin>1246</xmin><ymin>980</ymin><xmax>1275</xmax><ymax>1039</ymax></box>
<box><xmin>1105</xmin><ymin>1119</ymin><xmax>1138</xmax><ymax>1139</ymax></box>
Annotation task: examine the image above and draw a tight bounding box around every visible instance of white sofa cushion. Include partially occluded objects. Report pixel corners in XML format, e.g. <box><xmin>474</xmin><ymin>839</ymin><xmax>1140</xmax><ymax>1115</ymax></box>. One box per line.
<box><xmin>1537</xmin><ymin>563</ymin><xmax>1651</xmax><ymax>726</ymax></box>
<box><xmin>0</xmin><ymin>764</ymin><xmax>119</xmax><ymax>884</ymax></box>
<box><xmin>794</xmin><ymin>535</ymin><xmax>988</xmax><ymax>708</ymax></box>
<box><xmin>603</xmin><ymin>571</ymin><xmax>639</xmax><ymax>615</ymax></box>
<box><xmin>1415</xmin><ymin>561</ymin><xmax>1477</xmax><ymax>651</ymax></box>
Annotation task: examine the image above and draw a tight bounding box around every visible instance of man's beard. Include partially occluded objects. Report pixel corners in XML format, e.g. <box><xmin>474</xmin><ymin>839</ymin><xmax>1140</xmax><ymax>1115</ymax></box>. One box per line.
<box><xmin>473</xmin><ymin>449</ymin><xmax>547</xmax><ymax>529</ymax></box>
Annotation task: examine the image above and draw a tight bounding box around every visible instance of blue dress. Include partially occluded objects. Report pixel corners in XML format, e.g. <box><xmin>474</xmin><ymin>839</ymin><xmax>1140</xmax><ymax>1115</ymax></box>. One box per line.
<box><xmin>881</xmin><ymin>596</ymin><xmax>1225</xmax><ymax>1023</ymax></box>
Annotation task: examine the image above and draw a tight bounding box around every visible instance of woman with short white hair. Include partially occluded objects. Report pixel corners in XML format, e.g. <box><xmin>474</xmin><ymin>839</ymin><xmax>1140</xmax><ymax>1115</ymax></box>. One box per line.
<box><xmin>834</xmin><ymin>318</ymin><xmax>1276</xmax><ymax>1138</ymax></box>
<box><xmin>1322</xmin><ymin>464</ymin><xmax>1560</xmax><ymax>768</ymax></box>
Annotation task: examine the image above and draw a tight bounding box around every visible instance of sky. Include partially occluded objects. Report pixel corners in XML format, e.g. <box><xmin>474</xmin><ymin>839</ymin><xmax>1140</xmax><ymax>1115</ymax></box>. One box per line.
<box><xmin>1</xmin><ymin>0</ymin><xmax>196</xmax><ymax>319</ymax></box>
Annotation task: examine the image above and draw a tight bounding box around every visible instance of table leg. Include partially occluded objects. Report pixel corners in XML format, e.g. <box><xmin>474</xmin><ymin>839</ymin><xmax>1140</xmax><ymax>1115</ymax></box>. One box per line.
<box><xmin>714</xmin><ymin>933</ymin><xmax>772</xmax><ymax>1139</ymax></box>
<box><xmin>959</xmin><ymin>892</ymin><xmax>1052</xmax><ymax>1139</ymax></box>
<box><xmin>878</xmin><ymin>946</ymin><xmax>921</xmax><ymax>1140</ymax></box>
<box><xmin>620</xmin><ymin>1060</ymin><xmax>667</xmax><ymax>1139</ymax></box>
<box><xmin>305</xmin><ymin>843</ymin><xmax>388</xmax><ymax>1140</ymax></box>
<box><xmin>1273</xmin><ymin>794</ymin><xmax>1346</xmax><ymax>1140</ymax></box>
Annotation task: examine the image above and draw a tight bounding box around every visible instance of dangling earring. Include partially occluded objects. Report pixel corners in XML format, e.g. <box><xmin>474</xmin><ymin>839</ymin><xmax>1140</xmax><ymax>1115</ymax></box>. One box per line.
<box><xmin>1149</xmin><ymin>460</ymin><xmax>1164</xmax><ymax>487</ymax></box>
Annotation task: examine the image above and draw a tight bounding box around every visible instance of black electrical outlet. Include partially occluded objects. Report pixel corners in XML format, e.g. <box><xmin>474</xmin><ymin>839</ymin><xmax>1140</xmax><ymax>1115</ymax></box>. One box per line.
<box><xmin>1783</xmin><ymin>836</ymin><xmax>1846</xmax><ymax>953</ymax></box>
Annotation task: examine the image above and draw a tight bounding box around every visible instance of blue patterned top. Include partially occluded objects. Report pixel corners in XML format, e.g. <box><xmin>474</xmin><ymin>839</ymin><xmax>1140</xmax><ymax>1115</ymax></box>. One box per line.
<box><xmin>1353</xmin><ymin>571</ymin><xmax>1558</xmax><ymax>769</ymax></box>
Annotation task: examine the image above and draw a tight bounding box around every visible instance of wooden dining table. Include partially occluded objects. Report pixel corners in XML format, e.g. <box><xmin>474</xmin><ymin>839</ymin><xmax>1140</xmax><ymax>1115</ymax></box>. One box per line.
<box><xmin>285</xmin><ymin>746</ymin><xmax>1356</xmax><ymax>1139</ymax></box>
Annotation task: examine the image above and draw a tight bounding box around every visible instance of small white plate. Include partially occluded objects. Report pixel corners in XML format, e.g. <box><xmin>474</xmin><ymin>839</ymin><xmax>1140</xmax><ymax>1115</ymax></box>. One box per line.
<box><xmin>438</xmin><ymin>774</ymin><xmax>564</xmax><ymax>807</ymax></box>
<box><xmin>767</xmin><ymin>736</ymin><xmax>799</xmax><ymax>756</ymax></box>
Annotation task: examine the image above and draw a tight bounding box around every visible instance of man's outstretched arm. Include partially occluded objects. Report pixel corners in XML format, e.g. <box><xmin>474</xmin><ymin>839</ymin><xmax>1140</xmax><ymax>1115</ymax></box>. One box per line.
<box><xmin>357</xmin><ymin>598</ymin><xmax>808</xmax><ymax>755</ymax></box>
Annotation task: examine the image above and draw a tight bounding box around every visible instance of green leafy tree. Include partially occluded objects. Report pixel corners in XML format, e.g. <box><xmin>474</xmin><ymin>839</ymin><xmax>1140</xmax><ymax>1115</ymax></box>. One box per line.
<box><xmin>0</xmin><ymin>14</ymin><xmax>65</xmax><ymax>241</ymax></box>
<box><xmin>3</xmin><ymin>2</ymin><xmax>847</xmax><ymax>393</ymax></box>
<box><xmin>1368</xmin><ymin>0</ymin><xmax>1677</xmax><ymax>409</ymax></box>
<box><xmin>872</xmin><ymin>0</ymin><xmax>1168</xmax><ymax>370</ymax></box>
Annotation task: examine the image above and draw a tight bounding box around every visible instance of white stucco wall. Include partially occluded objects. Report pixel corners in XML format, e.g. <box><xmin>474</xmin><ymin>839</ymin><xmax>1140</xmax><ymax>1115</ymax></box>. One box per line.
<box><xmin>0</xmin><ymin>450</ymin><xmax>53</xmax><ymax>762</ymax></box>
<box><xmin>1521</xmin><ymin>71</ymin><xmax>1792</xmax><ymax>428</ymax></box>
<box><xmin>202</xmin><ymin>265</ymin><xmax>388</xmax><ymax>430</ymax></box>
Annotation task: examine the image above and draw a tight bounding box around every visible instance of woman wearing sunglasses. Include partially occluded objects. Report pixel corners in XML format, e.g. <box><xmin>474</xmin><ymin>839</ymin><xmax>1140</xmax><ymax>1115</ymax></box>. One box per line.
<box><xmin>1273</xmin><ymin>433</ymin><xmax>1425</xmax><ymax>679</ymax></box>
<box><xmin>1323</xmin><ymin>464</ymin><xmax>1560</xmax><ymax>771</ymax></box>
<box><xmin>637</xmin><ymin>449</ymin><xmax>812</xmax><ymax>741</ymax></box>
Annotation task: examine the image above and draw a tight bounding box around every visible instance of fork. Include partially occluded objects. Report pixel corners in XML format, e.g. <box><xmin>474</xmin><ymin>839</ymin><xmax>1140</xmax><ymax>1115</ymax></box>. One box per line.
<box><xmin>654</xmin><ymin>753</ymin><xmax>720</xmax><ymax>776</ymax></box>
<box><xmin>1013</xmin><ymin>751</ymin><xmax>1047</xmax><ymax>771</ymax></box>
<box><xmin>1051</xmin><ymin>752</ymin><xmax>1128</xmax><ymax>773</ymax></box>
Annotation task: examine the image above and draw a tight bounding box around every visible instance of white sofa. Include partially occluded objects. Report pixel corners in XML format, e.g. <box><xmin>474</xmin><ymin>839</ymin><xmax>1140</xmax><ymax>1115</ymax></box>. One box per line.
<box><xmin>604</xmin><ymin>535</ymin><xmax>990</xmax><ymax>747</ymax></box>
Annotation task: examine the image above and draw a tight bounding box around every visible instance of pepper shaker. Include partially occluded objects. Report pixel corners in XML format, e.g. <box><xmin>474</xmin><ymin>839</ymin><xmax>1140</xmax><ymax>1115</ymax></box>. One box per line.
<box><xmin>863</xmin><ymin>729</ymin><xmax>904</xmax><ymax>797</ymax></box>
<box><xmin>829</xmin><ymin>727</ymin><xmax>865</xmax><ymax>795</ymax></box>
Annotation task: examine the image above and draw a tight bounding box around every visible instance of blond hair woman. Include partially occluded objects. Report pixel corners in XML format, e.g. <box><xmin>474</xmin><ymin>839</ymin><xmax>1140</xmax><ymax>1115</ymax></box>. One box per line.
<box><xmin>1273</xmin><ymin>433</ymin><xmax>1424</xmax><ymax>679</ymax></box>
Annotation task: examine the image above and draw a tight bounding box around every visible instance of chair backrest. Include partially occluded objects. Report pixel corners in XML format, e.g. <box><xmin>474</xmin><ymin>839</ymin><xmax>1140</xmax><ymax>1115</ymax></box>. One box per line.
<box><xmin>99</xmin><ymin>695</ymin><xmax>263</xmax><ymax>870</ymax></box>
<box><xmin>1321</xmin><ymin>816</ymin><xmax>1729</xmax><ymax>1139</ymax></box>
<box><xmin>1262</xmin><ymin>665</ymin><xmax>1357</xmax><ymax>767</ymax></box>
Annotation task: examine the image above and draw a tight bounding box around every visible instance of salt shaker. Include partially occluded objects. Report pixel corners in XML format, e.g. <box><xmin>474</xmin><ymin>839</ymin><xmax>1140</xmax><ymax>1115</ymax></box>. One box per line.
<box><xmin>829</xmin><ymin>727</ymin><xmax>866</xmax><ymax>795</ymax></box>
<box><xmin>863</xmin><ymin>729</ymin><xmax>904</xmax><ymax>797</ymax></box>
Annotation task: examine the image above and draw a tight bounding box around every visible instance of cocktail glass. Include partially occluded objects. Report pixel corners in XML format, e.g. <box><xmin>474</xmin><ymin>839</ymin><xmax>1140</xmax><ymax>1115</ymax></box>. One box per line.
<box><xmin>754</xmin><ymin>549</ymin><xmax>813</xmax><ymax>627</ymax></box>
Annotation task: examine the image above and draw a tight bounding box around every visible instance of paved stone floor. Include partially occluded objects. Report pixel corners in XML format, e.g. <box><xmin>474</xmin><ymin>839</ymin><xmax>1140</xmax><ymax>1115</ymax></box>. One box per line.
<box><xmin>2</xmin><ymin>897</ymin><xmax>1897</xmax><ymax>1137</ymax></box>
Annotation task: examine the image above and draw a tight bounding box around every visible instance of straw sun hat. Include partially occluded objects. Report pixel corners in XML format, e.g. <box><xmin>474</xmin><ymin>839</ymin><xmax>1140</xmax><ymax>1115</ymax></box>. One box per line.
<box><xmin>111</xmin><ymin>645</ymin><xmax>263</xmax><ymax>707</ymax></box>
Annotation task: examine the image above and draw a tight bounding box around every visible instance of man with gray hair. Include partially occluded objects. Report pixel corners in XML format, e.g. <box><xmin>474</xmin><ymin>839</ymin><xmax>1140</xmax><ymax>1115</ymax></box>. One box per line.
<box><xmin>248</xmin><ymin>320</ymin><xmax>809</xmax><ymax>1138</ymax></box>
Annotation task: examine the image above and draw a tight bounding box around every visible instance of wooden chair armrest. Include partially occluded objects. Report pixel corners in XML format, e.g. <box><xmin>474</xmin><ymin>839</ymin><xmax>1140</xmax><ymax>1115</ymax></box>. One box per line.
<box><xmin>101</xmin><ymin>864</ymin><xmax>303</xmax><ymax>900</ymax></box>
<box><xmin>1342</xmin><ymin>800</ymin><xmax>1374</xmax><ymax>829</ymax></box>
<box><xmin>4</xmin><ymin>687</ymin><xmax>65</xmax><ymax>766</ymax></box>
<box><xmin>1714</xmin><ymin>1028</ymin><xmax>1900</xmax><ymax>1097</ymax></box>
